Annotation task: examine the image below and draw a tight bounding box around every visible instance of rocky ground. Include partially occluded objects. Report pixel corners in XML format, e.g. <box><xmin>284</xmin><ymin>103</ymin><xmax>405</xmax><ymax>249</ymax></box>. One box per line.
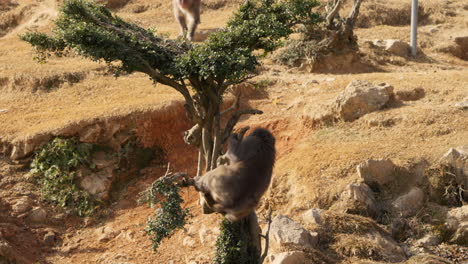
<box><xmin>0</xmin><ymin>0</ymin><xmax>467</xmax><ymax>263</ymax></box>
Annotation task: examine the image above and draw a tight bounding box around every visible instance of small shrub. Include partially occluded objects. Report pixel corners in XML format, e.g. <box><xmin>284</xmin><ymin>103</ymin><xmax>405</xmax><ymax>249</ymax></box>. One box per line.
<box><xmin>214</xmin><ymin>219</ymin><xmax>259</xmax><ymax>264</ymax></box>
<box><xmin>31</xmin><ymin>137</ymin><xmax>99</xmax><ymax>216</ymax></box>
<box><xmin>426</xmin><ymin>164</ymin><xmax>465</xmax><ymax>206</ymax></box>
<box><xmin>144</xmin><ymin>180</ymin><xmax>189</xmax><ymax>250</ymax></box>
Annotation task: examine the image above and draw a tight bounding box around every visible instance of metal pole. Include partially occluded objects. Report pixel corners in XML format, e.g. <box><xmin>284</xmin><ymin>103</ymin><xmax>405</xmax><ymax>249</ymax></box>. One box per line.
<box><xmin>410</xmin><ymin>0</ymin><xmax>418</xmax><ymax>56</ymax></box>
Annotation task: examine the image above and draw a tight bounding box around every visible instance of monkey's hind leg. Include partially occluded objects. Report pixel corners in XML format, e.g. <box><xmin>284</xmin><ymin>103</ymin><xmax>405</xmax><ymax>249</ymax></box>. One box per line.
<box><xmin>186</xmin><ymin>8</ymin><xmax>200</xmax><ymax>41</ymax></box>
<box><xmin>173</xmin><ymin>2</ymin><xmax>188</xmax><ymax>39</ymax></box>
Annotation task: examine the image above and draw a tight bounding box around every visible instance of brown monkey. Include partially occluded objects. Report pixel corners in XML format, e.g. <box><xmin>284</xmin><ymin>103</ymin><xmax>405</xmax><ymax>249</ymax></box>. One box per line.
<box><xmin>194</xmin><ymin>128</ymin><xmax>276</xmax><ymax>222</ymax></box>
<box><xmin>173</xmin><ymin>0</ymin><xmax>201</xmax><ymax>41</ymax></box>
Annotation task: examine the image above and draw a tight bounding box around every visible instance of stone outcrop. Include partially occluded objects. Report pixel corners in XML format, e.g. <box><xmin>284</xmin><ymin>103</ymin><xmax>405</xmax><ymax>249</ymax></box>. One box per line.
<box><xmin>270</xmin><ymin>215</ymin><xmax>318</xmax><ymax>248</ymax></box>
<box><xmin>372</xmin><ymin>39</ymin><xmax>411</xmax><ymax>57</ymax></box>
<box><xmin>357</xmin><ymin>159</ymin><xmax>397</xmax><ymax>188</ymax></box>
<box><xmin>439</xmin><ymin>146</ymin><xmax>468</xmax><ymax>201</ymax></box>
<box><xmin>301</xmin><ymin>208</ymin><xmax>323</xmax><ymax>225</ymax></box>
<box><xmin>445</xmin><ymin>205</ymin><xmax>468</xmax><ymax>245</ymax></box>
<box><xmin>334</xmin><ymin>80</ymin><xmax>394</xmax><ymax>122</ymax></box>
<box><xmin>268</xmin><ymin>251</ymin><xmax>307</xmax><ymax>264</ymax></box>
<box><xmin>331</xmin><ymin>183</ymin><xmax>380</xmax><ymax>218</ymax></box>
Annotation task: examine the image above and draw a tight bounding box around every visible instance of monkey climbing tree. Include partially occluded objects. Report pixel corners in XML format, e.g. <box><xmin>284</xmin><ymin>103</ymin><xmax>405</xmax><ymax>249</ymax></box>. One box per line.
<box><xmin>22</xmin><ymin>0</ymin><xmax>320</xmax><ymax>262</ymax></box>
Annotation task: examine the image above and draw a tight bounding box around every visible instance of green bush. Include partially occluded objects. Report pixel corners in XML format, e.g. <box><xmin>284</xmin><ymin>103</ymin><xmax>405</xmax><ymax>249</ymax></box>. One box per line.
<box><xmin>144</xmin><ymin>180</ymin><xmax>190</xmax><ymax>250</ymax></box>
<box><xmin>31</xmin><ymin>137</ymin><xmax>98</xmax><ymax>216</ymax></box>
<box><xmin>214</xmin><ymin>219</ymin><xmax>259</xmax><ymax>264</ymax></box>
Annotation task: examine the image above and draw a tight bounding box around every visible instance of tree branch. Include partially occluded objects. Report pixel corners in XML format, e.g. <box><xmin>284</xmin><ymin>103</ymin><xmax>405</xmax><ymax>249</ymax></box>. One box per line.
<box><xmin>221</xmin><ymin>92</ymin><xmax>241</xmax><ymax>116</ymax></box>
<box><xmin>211</xmin><ymin>111</ymin><xmax>222</xmax><ymax>171</ymax></box>
<box><xmin>260</xmin><ymin>208</ymin><xmax>273</xmax><ymax>263</ymax></box>
<box><xmin>326</xmin><ymin>0</ymin><xmax>344</xmax><ymax>27</ymax></box>
<box><xmin>222</xmin><ymin>109</ymin><xmax>263</xmax><ymax>143</ymax></box>
<box><xmin>345</xmin><ymin>0</ymin><xmax>362</xmax><ymax>28</ymax></box>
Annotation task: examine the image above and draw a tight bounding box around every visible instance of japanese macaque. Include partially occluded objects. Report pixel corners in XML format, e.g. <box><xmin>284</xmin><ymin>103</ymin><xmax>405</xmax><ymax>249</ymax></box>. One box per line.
<box><xmin>173</xmin><ymin>0</ymin><xmax>201</xmax><ymax>41</ymax></box>
<box><xmin>194</xmin><ymin>128</ymin><xmax>276</xmax><ymax>222</ymax></box>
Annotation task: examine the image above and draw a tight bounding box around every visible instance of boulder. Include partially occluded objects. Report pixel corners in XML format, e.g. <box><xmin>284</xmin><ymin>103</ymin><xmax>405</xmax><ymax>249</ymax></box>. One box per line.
<box><xmin>357</xmin><ymin>159</ymin><xmax>397</xmax><ymax>187</ymax></box>
<box><xmin>334</xmin><ymin>80</ymin><xmax>394</xmax><ymax>122</ymax></box>
<box><xmin>454</xmin><ymin>100</ymin><xmax>468</xmax><ymax>110</ymax></box>
<box><xmin>331</xmin><ymin>183</ymin><xmax>380</xmax><ymax>218</ymax></box>
<box><xmin>9</xmin><ymin>134</ymin><xmax>51</xmax><ymax>160</ymax></box>
<box><xmin>439</xmin><ymin>146</ymin><xmax>468</xmax><ymax>201</ymax></box>
<box><xmin>445</xmin><ymin>205</ymin><xmax>468</xmax><ymax>245</ymax></box>
<box><xmin>268</xmin><ymin>251</ymin><xmax>307</xmax><ymax>264</ymax></box>
<box><xmin>79</xmin><ymin>124</ymin><xmax>103</xmax><ymax>143</ymax></box>
<box><xmin>395</xmin><ymin>87</ymin><xmax>425</xmax><ymax>101</ymax></box>
<box><xmin>364</xmin><ymin>232</ymin><xmax>407</xmax><ymax>262</ymax></box>
<box><xmin>301</xmin><ymin>208</ymin><xmax>323</xmax><ymax>225</ymax></box>
<box><xmin>43</xmin><ymin>231</ymin><xmax>56</xmax><ymax>245</ymax></box>
<box><xmin>78</xmin><ymin>167</ymin><xmax>113</xmax><ymax>200</ymax></box>
<box><xmin>96</xmin><ymin>226</ymin><xmax>118</xmax><ymax>242</ymax></box>
<box><xmin>415</xmin><ymin>234</ymin><xmax>439</xmax><ymax>247</ymax></box>
<box><xmin>373</xmin><ymin>39</ymin><xmax>410</xmax><ymax>57</ymax></box>
<box><xmin>392</xmin><ymin>187</ymin><xmax>425</xmax><ymax>217</ymax></box>
<box><xmin>434</xmin><ymin>36</ymin><xmax>468</xmax><ymax>60</ymax></box>
<box><xmin>28</xmin><ymin>207</ymin><xmax>48</xmax><ymax>223</ymax></box>
<box><xmin>11</xmin><ymin>196</ymin><xmax>32</xmax><ymax>214</ymax></box>
<box><xmin>270</xmin><ymin>215</ymin><xmax>317</xmax><ymax>248</ymax></box>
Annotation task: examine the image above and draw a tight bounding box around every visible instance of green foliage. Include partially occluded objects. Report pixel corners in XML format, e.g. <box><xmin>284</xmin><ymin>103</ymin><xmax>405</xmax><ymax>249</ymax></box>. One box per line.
<box><xmin>177</xmin><ymin>0</ymin><xmax>321</xmax><ymax>84</ymax></box>
<box><xmin>214</xmin><ymin>219</ymin><xmax>259</xmax><ymax>264</ymax></box>
<box><xmin>22</xmin><ymin>0</ymin><xmax>321</xmax><ymax>85</ymax></box>
<box><xmin>21</xmin><ymin>0</ymin><xmax>184</xmax><ymax>76</ymax></box>
<box><xmin>31</xmin><ymin>137</ymin><xmax>98</xmax><ymax>216</ymax></box>
<box><xmin>144</xmin><ymin>180</ymin><xmax>189</xmax><ymax>251</ymax></box>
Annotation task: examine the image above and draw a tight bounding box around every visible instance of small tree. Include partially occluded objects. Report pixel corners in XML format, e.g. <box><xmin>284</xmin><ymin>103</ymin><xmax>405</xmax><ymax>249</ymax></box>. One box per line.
<box><xmin>22</xmin><ymin>0</ymin><xmax>320</xmax><ymax>261</ymax></box>
<box><xmin>275</xmin><ymin>0</ymin><xmax>363</xmax><ymax>71</ymax></box>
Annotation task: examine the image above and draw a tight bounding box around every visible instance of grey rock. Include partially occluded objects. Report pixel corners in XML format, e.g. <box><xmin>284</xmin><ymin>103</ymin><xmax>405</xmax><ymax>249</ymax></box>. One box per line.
<box><xmin>78</xmin><ymin>167</ymin><xmax>113</xmax><ymax>201</ymax></box>
<box><xmin>301</xmin><ymin>208</ymin><xmax>323</xmax><ymax>225</ymax></box>
<box><xmin>415</xmin><ymin>234</ymin><xmax>440</xmax><ymax>247</ymax></box>
<box><xmin>270</xmin><ymin>215</ymin><xmax>317</xmax><ymax>248</ymax></box>
<box><xmin>96</xmin><ymin>226</ymin><xmax>118</xmax><ymax>242</ymax></box>
<box><xmin>445</xmin><ymin>205</ymin><xmax>468</xmax><ymax>245</ymax></box>
<box><xmin>439</xmin><ymin>146</ymin><xmax>468</xmax><ymax>201</ymax></box>
<box><xmin>364</xmin><ymin>231</ymin><xmax>407</xmax><ymax>262</ymax></box>
<box><xmin>357</xmin><ymin>159</ymin><xmax>397</xmax><ymax>187</ymax></box>
<box><xmin>11</xmin><ymin>196</ymin><xmax>32</xmax><ymax>214</ymax></box>
<box><xmin>331</xmin><ymin>183</ymin><xmax>380</xmax><ymax>218</ymax></box>
<box><xmin>28</xmin><ymin>207</ymin><xmax>48</xmax><ymax>223</ymax></box>
<box><xmin>454</xmin><ymin>101</ymin><xmax>468</xmax><ymax>110</ymax></box>
<box><xmin>268</xmin><ymin>251</ymin><xmax>307</xmax><ymax>264</ymax></box>
<box><xmin>80</xmin><ymin>124</ymin><xmax>102</xmax><ymax>143</ymax></box>
<box><xmin>373</xmin><ymin>39</ymin><xmax>410</xmax><ymax>56</ymax></box>
<box><xmin>43</xmin><ymin>231</ymin><xmax>56</xmax><ymax>245</ymax></box>
<box><xmin>392</xmin><ymin>187</ymin><xmax>425</xmax><ymax>217</ymax></box>
<box><xmin>334</xmin><ymin>80</ymin><xmax>394</xmax><ymax>122</ymax></box>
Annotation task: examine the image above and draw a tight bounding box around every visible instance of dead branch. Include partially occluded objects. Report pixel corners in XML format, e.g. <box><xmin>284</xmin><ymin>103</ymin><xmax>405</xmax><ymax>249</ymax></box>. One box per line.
<box><xmin>222</xmin><ymin>109</ymin><xmax>263</xmax><ymax>143</ymax></box>
<box><xmin>345</xmin><ymin>0</ymin><xmax>362</xmax><ymax>28</ymax></box>
<box><xmin>326</xmin><ymin>0</ymin><xmax>343</xmax><ymax>27</ymax></box>
<box><xmin>260</xmin><ymin>208</ymin><xmax>273</xmax><ymax>263</ymax></box>
<box><xmin>220</xmin><ymin>92</ymin><xmax>241</xmax><ymax>116</ymax></box>
<box><xmin>157</xmin><ymin>163</ymin><xmax>193</xmax><ymax>186</ymax></box>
